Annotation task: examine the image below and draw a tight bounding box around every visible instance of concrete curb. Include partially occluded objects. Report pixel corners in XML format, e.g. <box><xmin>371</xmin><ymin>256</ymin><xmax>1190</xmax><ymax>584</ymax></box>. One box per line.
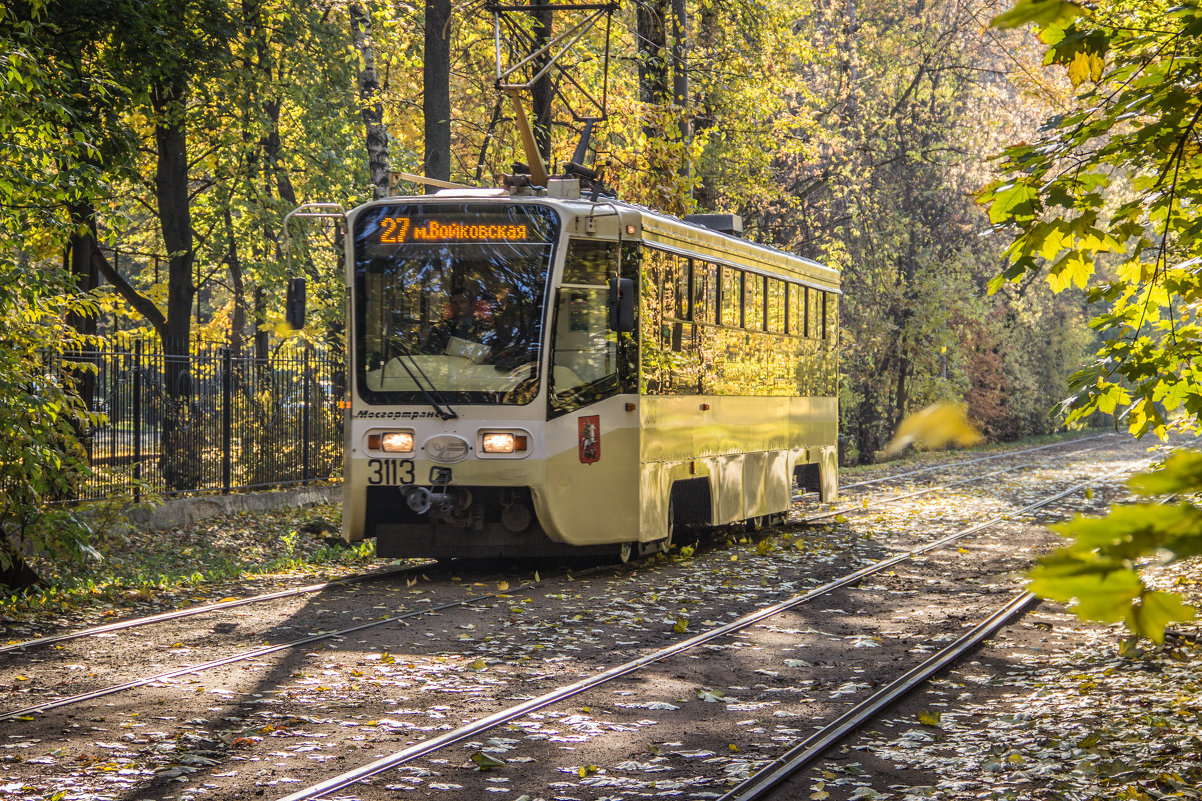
<box><xmin>127</xmin><ymin>485</ymin><xmax>341</xmax><ymax>531</ymax></box>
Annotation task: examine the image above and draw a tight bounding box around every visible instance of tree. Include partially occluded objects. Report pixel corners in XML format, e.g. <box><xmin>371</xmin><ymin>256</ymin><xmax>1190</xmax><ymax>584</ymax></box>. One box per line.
<box><xmin>0</xmin><ymin>3</ymin><xmax>115</xmax><ymax>587</ymax></box>
<box><xmin>424</xmin><ymin>0</ymin><xmax>452</xmax><ymax>186</ymax></box>
<box><xmin>982</xmin><ymin>0</ymin><xmax>1202</xmax><ymax>641</ymax></box>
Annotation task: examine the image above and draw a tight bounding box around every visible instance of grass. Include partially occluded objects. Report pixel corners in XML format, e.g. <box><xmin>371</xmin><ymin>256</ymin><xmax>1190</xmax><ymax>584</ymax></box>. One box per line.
<box><xmin>0</xmin><ymin>502</ymin><xmax>378</xmax><ymax>625</ymax></box>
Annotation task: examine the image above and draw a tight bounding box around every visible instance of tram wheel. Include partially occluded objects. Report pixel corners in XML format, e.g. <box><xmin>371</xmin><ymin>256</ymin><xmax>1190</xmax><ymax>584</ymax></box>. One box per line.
<box><xmin>747</xmin><ymin>515</ymin><xmax>766</xmax><ymax>532</ymax></box>
<box><xmin>618</xmin><ymin>541</ymin><xmax>634</xmax><ymax>563</ymax></box>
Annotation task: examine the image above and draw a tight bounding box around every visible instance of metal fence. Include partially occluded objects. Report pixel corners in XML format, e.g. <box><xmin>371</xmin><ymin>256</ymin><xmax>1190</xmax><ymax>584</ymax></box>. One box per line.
<box><xmin>52</xmin><ymin>338</ymin><xmax>344</xmax><ymax>501</ymax></box>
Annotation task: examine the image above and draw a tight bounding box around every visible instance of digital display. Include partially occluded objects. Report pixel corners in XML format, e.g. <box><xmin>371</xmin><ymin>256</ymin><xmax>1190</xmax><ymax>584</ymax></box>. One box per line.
<box><xmin>376</xmin><ymin>215</ymin><xmax>532</xmax><ymax>244</ymax></box>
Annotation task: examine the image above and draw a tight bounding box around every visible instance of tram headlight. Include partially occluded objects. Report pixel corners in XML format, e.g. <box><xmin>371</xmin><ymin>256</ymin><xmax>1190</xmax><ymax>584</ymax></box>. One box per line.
<box><xmin>481</xmin><ymin>432</ymin><xmax>527</xmax><ymax>453</ymax></box>
<box><xmin>371</xmin><ymin>431</ymin><xmax>414</xmax><ymax>453</ymax></box>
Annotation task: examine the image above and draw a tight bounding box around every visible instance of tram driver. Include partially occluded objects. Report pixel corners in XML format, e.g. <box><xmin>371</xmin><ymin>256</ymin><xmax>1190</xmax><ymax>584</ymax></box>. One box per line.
<box><xmin>424</xmin><ymin>289</ymin><xmax>494</xmax><ymax>363</ymax></box>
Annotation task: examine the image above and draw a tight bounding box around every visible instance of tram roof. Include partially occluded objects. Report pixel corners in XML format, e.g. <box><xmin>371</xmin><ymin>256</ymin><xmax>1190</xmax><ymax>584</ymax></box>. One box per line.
<box><xmin>357</xmin><ymin>189</ymin><xmax>841</xmax><ymax>291</ymax></box>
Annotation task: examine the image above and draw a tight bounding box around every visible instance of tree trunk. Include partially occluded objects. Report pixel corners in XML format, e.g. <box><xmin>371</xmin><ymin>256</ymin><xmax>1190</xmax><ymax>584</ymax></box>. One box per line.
<box><xmin>637</xmin><ymin>0</ymin><xmax>670</xmax><ymax>114</ymax></box>
<box><xmin>150</xmin><ymin>78</ymin><xmax>195</xmax><ymax>356</ymax></box>
<box><xmin>692</xmin><ymin>0</ymin><xmax>716</xmax><ymax>209</ymax></box>
<box><xmin>224</xmin><ymin>206</ymin><xmax>247</xmax><ymax>358</ymax></box>
<box><xmin>424</xmin><ymin>0</ymin><xmax>452</xmax><ymax>188</ymax></box>
<box><xmin>150</xmin><ymin>76</ymin><xmax>199</xmax><ymax>490</ymax></box>
<box><xmin>351</xmin><ymin>2</ymin><xmax>390</xmax><ymax>199</ymax></box>
<box><xmin>670</xmin><ymin>0</ymin><xmax>689</xmax><ymax>179</ymax></box>
<box><xmin>531</xmin><ymin>4</ymin><xmax>553</xmax><ymax>167</ymax></box>
<box><xmin>66</xmin><ymin>199</ymin><xmax>99</xmax><ymax>395</ymax></box>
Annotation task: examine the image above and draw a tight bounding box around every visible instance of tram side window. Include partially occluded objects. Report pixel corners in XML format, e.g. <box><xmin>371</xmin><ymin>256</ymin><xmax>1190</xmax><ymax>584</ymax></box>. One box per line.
<box><xmin>767</xmin><ymin>279</ymin><xmax>786</xmax><ymax>333</ymax></box>
<box><xmin>807</xmin><ymin>287</ymin><xmax>821</xmax><ymax>338</ymax></box>
<box><xmin>692</xmin><ymin>262</ymin><xmax>717</xmax><ymax>324</ymax></box>
<box><xmin>744</xmin><ymin>273</ymin><xmax>764</xmax><ymax>331</ymax></box>
<box><xmin>675</xmin><ymin>258</ymin><xmax>690</xmax><ymax>320</ymax></box>
<box><xmin>660</xmin><ymin>251</ymin><xmax>689</xmax><ymax>322</ymax></box>
<box><xmin>787</xmin><ymin>282</ymin><xmax>804</xmax><ymax>336</ymax></box>
<box><xmin>719</xmin><ymin>266</ymin><xmax>742</xmax><ymax>327</ymax></box>
<box><xmin>551</xmin><ymin>238</ymin><xmax>622</xmax><ymax>417</ymax></box>
<box><xmin>563</xmin><ymin>239</ymin><xmax>619</xmax><ymax>285</ymax></box>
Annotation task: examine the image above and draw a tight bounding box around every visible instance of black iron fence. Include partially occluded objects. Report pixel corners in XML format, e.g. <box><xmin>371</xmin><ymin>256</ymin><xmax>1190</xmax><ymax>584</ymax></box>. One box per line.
<box><xmin>51</xmin><ymin>337</ymin><xmax>344</xmax><ymax>501</ymax></box>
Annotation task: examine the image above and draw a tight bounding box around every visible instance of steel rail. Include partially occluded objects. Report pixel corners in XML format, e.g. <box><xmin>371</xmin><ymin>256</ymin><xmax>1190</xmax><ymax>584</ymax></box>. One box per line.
<box><xmin>840</xmin><ymin>432</ymin><xmax>1115</xmax><ymax>491</ymax></box>
<box><xmin>800</xmin><ymin>437</ymin><xmax>1117</xmax><ymax>524</ymax></box>
<box><xmin>0</xmin><ymin>564</ymin><xmax>433</xmax><ymax>655</ymax></box>
<box><xmin>0</xmin><ymin>577</ymin><xmax>539</xmax><ymax>723</ymax></box>
<box><xmin>3</xmin><ymin>436</ymin><xmax>1112</xmax><ymax>656</ymax></box>
<box><xmin>1</xmin><ymin>438</ymin><xmax>1131</xmax><ymax>723</ymax></box>
<box><xmin>717</xmin><ymin>590</ymin><xmax>1039</xmax><ymax>801</ymax></box>
<box><xmin>0</xmin><ymin>556</ymin><xmax>618</xmax><ymax>723</ymax></box>
<box><xmin>276</xmin><ymin>462</ymin><xmax>1140</xmax><ymax>801</ymax></box>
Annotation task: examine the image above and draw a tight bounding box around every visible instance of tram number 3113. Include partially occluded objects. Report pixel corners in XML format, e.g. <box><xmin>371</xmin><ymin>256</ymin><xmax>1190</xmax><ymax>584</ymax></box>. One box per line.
<box><xmin>367</xmin><ymin>458</ymin><xmax>416</xmax><ymax>486</ymax></box>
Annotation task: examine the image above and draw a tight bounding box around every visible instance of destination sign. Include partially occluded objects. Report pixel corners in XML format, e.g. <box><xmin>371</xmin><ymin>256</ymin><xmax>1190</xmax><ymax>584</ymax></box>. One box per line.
<box><xmin>377</xmin><ymin>216</ymin><xmax>530</xmax><ymax>244</ymax></box>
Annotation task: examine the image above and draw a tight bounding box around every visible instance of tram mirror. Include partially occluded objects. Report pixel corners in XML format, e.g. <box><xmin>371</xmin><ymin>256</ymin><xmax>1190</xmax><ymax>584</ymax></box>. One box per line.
<box><xmin>608</xmin><ymin>277</ymin><xmax>635</xmax><ymax>332</ymax></box>
<box><xmin>285</xmin><ymin>277</ymin><xmax>307</xmax><ymax>330</ymax></box>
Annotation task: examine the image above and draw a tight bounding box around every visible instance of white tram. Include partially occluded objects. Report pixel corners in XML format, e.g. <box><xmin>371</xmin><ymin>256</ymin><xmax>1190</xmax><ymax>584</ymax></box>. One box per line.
<box><xmin>337</xmin><ymin>182</ymin><xmax>839</xmax><ymax>560</ymax></box>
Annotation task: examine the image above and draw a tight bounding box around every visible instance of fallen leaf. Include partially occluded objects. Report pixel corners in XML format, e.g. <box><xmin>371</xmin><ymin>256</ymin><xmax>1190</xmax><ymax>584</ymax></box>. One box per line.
<box><xmin>471</xmin><ymin>751</ymin><xmax>506</xmax><ymax>770</ymax></box>
<box><xmin>917</xmin><ymin>709</ymin><xmax>942</xmax><ymax>727</ymax></box>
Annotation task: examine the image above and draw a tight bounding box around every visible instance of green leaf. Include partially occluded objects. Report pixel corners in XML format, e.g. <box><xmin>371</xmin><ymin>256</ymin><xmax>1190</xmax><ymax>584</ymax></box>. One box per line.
<box><xmin>992</xmin><ymin>0</ymin><xmax>1087</xmax><ymax>30</ymax></box>
<box><xmin>1127</xmin><ymin>591</ymin><xmax>1196</xmax><ymax>644</ymax></box>
<box><xmin>985</xmin><ymin>180</ymin><xmax>1041</xmax><ymax>224</ymax></box>
<box><xmin>471</xmin><ymin>751</ymin><xmax>507</xmax><ymax>770</ymax></box>
<box><xmin>1029</xmin><ymin>558</ymin><xmax>1142</xmax><ymax>623</ymax></box>
<box><xmin>1128</xmin><ymin>450</ymin><xmax>1202</xmax><ymax>496</ymax></box>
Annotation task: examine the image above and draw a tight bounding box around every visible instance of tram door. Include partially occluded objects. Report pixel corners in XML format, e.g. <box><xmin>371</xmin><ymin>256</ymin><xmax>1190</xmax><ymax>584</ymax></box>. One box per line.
<box><xmin>536</xmin><ymin>240</ymin><xmax>641</xmax><ymax>546</ymax></box>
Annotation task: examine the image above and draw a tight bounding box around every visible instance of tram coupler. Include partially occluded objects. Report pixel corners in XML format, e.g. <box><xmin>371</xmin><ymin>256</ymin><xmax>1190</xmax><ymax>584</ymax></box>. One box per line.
<box><xmin>401</xmin><ymin>485</ymin><xmax>472</xmax><ymax>516</ymax></box>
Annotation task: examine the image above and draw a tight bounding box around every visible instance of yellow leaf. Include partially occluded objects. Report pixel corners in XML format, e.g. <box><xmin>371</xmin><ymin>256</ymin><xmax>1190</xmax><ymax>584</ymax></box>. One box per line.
<box><xmin>886</xmin><ymin>402</ymin><xmax>982</xmax><ymax>455</ymax></box>
<box><xmin>467</xmin><ymin>658</ymin><xmax>487</xmax><ymax>671</ymax></box>
<box><xmin>673</xmin><ymin>617</ymin><xmax>689</xmax><ymax>633</ymax></box>
<box><xmin>1067</xmin><ymin>48</ymin><xmax>1105</xmax><ymax>86</ymax></box>
<box><xmin>380</xmin><ymin>652</ymin><xmax>396</xmax><ymax>664</ymax></box>
<box><xmin>497</xmin><ymin>580</ymin><xmax>510</xmax><ymax>591</ymax></box>
<box><xmin>917</xmin><ymin>709</ymin><xmax>942</xmax><ymax>727</ymax></box>
<box><xmin>729</xmin><ymin>743</ymin><xmax>741</xmax><ymax>752</ymax></box>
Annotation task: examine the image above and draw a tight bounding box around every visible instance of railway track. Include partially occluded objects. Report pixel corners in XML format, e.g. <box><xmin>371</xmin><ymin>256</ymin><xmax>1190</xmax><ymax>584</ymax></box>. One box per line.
<box><xmin>0</xmin><ymin>431</ymin><xmax>1115</xmax><ymax>657</ymax></box>
<box><xmin>717</xmin><ymin>591</ymin><xmax>1040</xmax><ymax>801</ymax></box>
<box><xmin>273</xmin><ymin>459</ymin><xmax>1141</xmax><ymax>801</ymax></box>
<box><xmin>0</xmin><ymin>434</ymin><xmax>1123</xmax><ymax>726</ymax></box>
<box><xmin>0</xmin><ymin>435</ymin><xmax>1144</xmax><ymax>800</ymax></box>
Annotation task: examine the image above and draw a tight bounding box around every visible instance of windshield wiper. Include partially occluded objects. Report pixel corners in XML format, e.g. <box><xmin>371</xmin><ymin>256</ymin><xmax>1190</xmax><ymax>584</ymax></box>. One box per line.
<box><xmin>391</xmin><ymin>345</ymin><xmax>458</xmax><ymax>421</ymax></box>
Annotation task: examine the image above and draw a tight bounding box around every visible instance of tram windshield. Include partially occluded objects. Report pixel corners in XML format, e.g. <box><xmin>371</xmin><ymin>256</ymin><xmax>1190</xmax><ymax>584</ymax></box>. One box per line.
<box><xmin>353</xmin><ymin>203</ymin><xmax>559</xmax><ymax>405</ymax></box>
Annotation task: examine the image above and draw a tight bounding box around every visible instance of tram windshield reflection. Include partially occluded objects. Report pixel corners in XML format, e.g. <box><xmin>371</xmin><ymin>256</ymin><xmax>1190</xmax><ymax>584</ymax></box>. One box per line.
<box><xmin>353</xmin><ymin>204</ymin><xmax>559</xmax><ymax>405</ymax></box>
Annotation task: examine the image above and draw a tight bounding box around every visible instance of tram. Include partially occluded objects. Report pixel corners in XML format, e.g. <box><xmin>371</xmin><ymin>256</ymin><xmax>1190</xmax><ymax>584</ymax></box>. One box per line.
<box><xmin>307</xmin><ymin>179</ymin><xmax>839</xmax><ymax>560</ymax></box>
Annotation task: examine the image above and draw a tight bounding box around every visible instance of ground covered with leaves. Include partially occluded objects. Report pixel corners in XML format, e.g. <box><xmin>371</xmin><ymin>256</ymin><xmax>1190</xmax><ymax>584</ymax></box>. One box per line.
<box><xmin>803</xmin><ymin>544</ymin><xmax>1202</xmax><ymax>800</ymax></box>
<box><xmin>0</xmin><ymin>502</ymin><xmax>375</xmax><ymax>635</ymax></box>
<box><xmin>2</xmin><ymin>432</ymin><xmax>1191</xmax><ymax>801</ymax></box>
